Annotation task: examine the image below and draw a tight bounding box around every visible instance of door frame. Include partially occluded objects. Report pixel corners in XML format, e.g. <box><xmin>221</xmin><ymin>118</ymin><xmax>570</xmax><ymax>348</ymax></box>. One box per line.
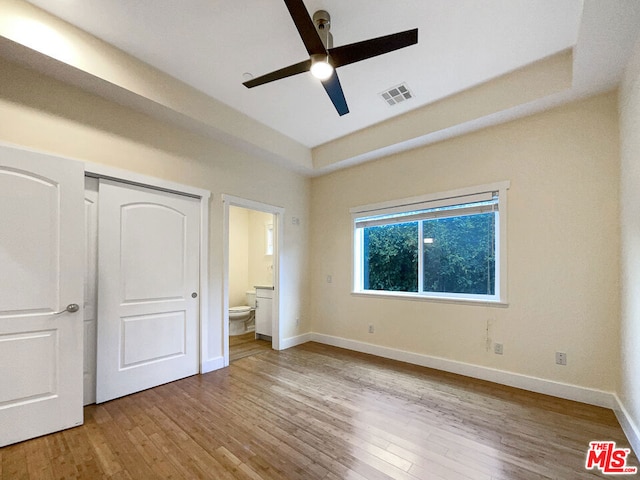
<box><xmin>222</xmin><ymin>194</ymin><xmax>284</xmax><ymax>366</ymax></box>
<box><xmin>84</xmin><ymin>162</ymin><xmax>212</xmax><ymax>373</ymax></box>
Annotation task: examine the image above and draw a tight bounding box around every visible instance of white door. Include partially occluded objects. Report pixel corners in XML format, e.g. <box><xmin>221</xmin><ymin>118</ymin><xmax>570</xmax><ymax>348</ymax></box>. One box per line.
<box><xmin>96</xmin><ymin>180</ymin><xmax>200</xmax><ymax>403</ymax></box>
<box><xmin>0</xmin><ymin>145</ymin><xmax>84</xmax><ymax>447</ymax></box>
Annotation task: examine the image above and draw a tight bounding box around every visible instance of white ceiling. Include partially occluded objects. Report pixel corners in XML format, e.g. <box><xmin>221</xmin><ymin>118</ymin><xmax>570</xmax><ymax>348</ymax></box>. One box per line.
<box><xmin>20</xmin><ymin>1</ymin><xmax>640</xmax><ymax>153</ymax></box>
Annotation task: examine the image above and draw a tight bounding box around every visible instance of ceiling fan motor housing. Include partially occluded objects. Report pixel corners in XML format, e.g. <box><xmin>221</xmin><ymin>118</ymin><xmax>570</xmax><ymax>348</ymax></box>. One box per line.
<box><xmin>313</xmin><ymin>10</ymin><xmax>333</xmax><ymax>49</ymax></box>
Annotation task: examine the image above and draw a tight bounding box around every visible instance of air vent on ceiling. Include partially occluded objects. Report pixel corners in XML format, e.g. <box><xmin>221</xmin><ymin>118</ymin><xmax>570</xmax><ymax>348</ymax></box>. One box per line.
<box><xmin>380</xmin><ymin>83</ymin><xmax>413</xmax><ymax>106</ymax></box>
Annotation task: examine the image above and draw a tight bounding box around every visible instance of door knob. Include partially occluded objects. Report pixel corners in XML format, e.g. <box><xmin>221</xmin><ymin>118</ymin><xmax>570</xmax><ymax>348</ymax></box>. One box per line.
<box><xmin>191</xmin><ymin>292</ymin><xmax>198</xmax><ymax>298</ymax></box>
<box><xmin>53</xmin><ymin>303</ymin><xmax>80</xmax><ymax>315</ymax></box>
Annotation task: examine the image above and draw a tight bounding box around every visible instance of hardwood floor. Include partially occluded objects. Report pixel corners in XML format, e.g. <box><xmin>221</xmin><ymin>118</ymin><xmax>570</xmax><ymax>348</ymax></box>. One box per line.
<box><xmin>1</xmin><ymin>342</ymin><xmax>636</xmax><ymax>479</ymax></box>
<box><xmin>229</xmin><ymin>332</ymin><xmax>272</xmax><ymax>363</ymax></box>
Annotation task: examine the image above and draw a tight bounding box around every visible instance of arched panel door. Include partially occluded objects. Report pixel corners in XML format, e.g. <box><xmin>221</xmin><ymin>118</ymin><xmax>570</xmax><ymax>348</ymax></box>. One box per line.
<box><xmin>0</xmin><ymin>145</ymin><xmax>84</xmax><ymax>447</ymax></box>
<box><xmin>96</xmin><ymin>179</ymin><xmax>200</xmax><ymax>403</ymax></box>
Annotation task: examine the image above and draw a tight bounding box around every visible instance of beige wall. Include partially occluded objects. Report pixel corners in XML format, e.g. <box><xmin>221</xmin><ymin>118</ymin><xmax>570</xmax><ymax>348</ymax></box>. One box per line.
<box><xmin>0</xmin><ymin>57</ymin><xmax>311</xmax><ymax>361</ymax></box>
<box><xmin>310</xmin><ymin>92</ymin><xmax>620</xmax><ymax>392</ymax></box>
<box><xmin>619</xmin><ymin>37</ymin><xmax>640</xmax><ymax>445</ymax></box>
<box><xmin>0</xmin><ymin>0</ymin><xmax>312</xmax><ymax>172</ymax></box>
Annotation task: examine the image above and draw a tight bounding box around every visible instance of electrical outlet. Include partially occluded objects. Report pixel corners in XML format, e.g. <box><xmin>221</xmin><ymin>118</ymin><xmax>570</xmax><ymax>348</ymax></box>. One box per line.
<box><xmin>556</xmin><ymin>352</ymin><xmax>567</xmax><ymax>365</ymax></box>
<box><xmin>494</xmin><ymin>343</ymin><xmax>503</xmax><ymax>355</ymax></box>
<box><xmin>326</xmin><ymin>275</ymin><xmax>332</xmax><ymax>283</ymax></box>
<box><xmin>368</xmin><ymin>324</ymin><xmax>374</xmax><ymax>334</ymax></box>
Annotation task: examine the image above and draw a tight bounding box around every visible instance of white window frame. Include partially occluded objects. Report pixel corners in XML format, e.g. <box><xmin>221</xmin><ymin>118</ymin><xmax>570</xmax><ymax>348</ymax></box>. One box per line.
<box><xmin>351</xmin><ymin>181</ymin><xmax>510</xmax><ymax>306</ymax></box>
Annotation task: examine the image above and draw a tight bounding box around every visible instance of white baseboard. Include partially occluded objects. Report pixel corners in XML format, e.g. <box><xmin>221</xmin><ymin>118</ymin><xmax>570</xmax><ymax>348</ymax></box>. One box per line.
<box><xmin>280</xmin><ymin>333</ymin><xmax>313</xmax><ymax>350</ymax></box>
<box><xmin>613</xmin><ymin>394</ymin><xmax>640</xmax><ymax>456</ymax></box>
<box><xmin>201</xmin><ymin>356</ymin><xmax>224</xmax><ymax>374</ymax></box>
<box><xmin>309</xmin><ymin>333</ymin><xmax>615</xmax><ymax>409</ymax></box>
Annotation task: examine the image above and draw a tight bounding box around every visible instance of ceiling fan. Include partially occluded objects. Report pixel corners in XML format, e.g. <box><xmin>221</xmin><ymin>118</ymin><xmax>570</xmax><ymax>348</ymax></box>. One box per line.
<box><xmin>243</xmin><ymin>0</ymin><xmax>418</xmax><ymax>116</ymax></box>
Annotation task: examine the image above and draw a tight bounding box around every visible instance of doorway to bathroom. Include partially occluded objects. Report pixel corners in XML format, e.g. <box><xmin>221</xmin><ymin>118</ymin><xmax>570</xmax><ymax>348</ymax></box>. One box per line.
<box><xmin>222</xmin><ymin>195</ymin><xmax>283</xmax><ymax>366</ymax></box>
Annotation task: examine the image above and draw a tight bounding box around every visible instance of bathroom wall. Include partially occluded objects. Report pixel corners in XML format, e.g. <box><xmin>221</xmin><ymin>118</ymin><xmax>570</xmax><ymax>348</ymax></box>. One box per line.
<box><xmin>229</xmin><ymin>206</ymin><xmax>250</xmax><ymax>307</ymax></box>
<box><xmin>248</xmin><ymin>210</ymin><xmax>275</xmax><ymax>288</ymax></box>
<box><xmin>229</xmin><ymin>206</ymin><xmax>274</xmax><ymax>308</ymax></box>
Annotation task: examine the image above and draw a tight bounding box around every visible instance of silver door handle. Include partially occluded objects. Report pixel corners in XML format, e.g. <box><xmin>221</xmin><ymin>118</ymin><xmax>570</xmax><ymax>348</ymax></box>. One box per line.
<box><xmin>53</xmin><ymin>303</ymin><xmax>80</xmax><ymax>315</ymax></box>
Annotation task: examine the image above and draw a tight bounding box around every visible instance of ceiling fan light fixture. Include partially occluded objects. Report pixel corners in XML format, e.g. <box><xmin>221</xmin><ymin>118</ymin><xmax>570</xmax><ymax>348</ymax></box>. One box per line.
<box><xmin>310</xmin><ymin>54</ymin><xmax>334</xmax><ymax>80</ymax></box>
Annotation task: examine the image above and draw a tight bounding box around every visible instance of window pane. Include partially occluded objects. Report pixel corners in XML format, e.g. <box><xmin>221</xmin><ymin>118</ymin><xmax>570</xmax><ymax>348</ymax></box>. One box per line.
<box><xmin>422</xmin><ymin>213</ymin><xmax>495</xmax><ymax>295</ymax></box>
<box><xmin>363</xmin><ymin>222</ymin><xmax>418</xmax><ymax>292</ymax></box>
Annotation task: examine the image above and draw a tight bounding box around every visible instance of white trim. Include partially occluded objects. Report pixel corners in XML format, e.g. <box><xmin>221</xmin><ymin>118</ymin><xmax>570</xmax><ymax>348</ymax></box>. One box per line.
<box><xmin>351</xmin><ymin>291</ymin><xmax>509</xmax><ymax>307</ymax></box>
<box><xmin>201</xmin><ymin>356</ymin><xmax>225</xmax><ymax>374</ymax></box>
<box><xmin>222</xmin><ymin>203</ymin><xmax>231</xmax><ymax>367</ymax></box>
<box><xmin>83</xmin><ymin>161</ymin><xmax>212</xmax><ymax>375</ymax></box>
<box><xmin>84</xmin><ymin>162</ymin><xmax>211</xmax><ymax>199</ymax></box>
<box><xmin>309</xmin><ymin>333</ymin><xmax>615</xmax><ymax>409</ymax></box>
<box><xmin>496</xmin><ymin>186</ymin><xmax>508</xmax><ymax>302</ymax></box>
<box><xmin>222</xmin><ymin>194</ymin><xmax>285</xmax><ymax>367</ymax></box>
<box><xmin>223</xmin><ymin>194</ymin><xmax>285</xmax><ymax>216</ymax></box>
<box><xmin>613</xmin><ymin>394</ymin><xmax>640</xmax><ymax>456</ymax></box>
<box><xmin>280</xmin><ymin>333</ymin><xmax>313</xmax><ymax>350</ymax></box>
<box><xmin>198</xmin><ymin>198</ymin><xmax>210</xmax><ymax>373</ymax></box>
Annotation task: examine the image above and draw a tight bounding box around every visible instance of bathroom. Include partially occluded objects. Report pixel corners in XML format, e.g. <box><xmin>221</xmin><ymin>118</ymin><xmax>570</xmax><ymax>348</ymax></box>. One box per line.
<box><xmin>228</xmin><ymin>205</ymin><xmax>275</xmax><ymax>355</ymax></box>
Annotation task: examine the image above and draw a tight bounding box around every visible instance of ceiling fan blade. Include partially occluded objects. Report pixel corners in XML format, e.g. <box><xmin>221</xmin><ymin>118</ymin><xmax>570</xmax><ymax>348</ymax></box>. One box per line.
<box><xmin>283</xmin><ymin>0</ymin><xmax>326</xmax><ymax>55</ymax></box>
<box><xmin>243</xmin><ymin>59</ymin><xmax>311</xmax><ymax>88</ymax></box>
<box><xmin>321</xmin><ymin>71</ymin><xmax>349</xmax><ymax>116</ymax></box>
<box><xmin>329</xmin><ymin>28</ymin><xmax>418</xmax><ymax>68</ymax></box>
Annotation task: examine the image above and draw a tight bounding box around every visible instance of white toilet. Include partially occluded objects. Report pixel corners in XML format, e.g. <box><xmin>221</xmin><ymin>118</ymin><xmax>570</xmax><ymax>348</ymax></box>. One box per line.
<box><xmin>229</xmin><ymin>290</ymin><xmax>256</xmax><ymax>336</ymax></box>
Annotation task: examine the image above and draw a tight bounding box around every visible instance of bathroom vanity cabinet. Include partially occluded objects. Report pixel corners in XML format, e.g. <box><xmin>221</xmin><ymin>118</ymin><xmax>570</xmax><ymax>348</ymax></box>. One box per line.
<box><xmin>255</xmin><ymin>286</ymin><xmax>273</xmax><ymax>338</ymax></box>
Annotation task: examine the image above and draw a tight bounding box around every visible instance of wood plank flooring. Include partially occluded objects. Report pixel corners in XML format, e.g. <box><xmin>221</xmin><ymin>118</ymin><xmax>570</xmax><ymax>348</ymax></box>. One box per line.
<box><xmin>229</xmin><ymin>332</ymin><xmax>272</xmax><ymax>363</ymax></box>
<box><xmin>1</xmin><ymin>342</ymin><xmax>637</xmax><ymax>479</ymax></box>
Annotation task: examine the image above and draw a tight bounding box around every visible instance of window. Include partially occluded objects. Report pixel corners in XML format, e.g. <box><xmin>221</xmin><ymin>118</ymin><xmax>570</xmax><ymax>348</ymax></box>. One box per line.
<box><xmin>352</xmin><ymin>182</ymin><xmax>509</xmax><ymax>304</ymax></box>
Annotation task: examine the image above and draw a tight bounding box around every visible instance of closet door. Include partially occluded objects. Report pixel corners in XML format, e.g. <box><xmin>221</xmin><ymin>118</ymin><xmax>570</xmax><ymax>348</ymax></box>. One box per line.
<box><xmin>96</xmin><ymin>180</ymin><xmax>200</xmax><ymax>403</ymax></box>
<box><xmin>83</xmin><ymin>178</ymin><xmax>99</xmax><ymax>405</ymax></box>
<box><xmin>0</xmin><ymin>145</ymin><xmax>84</xmax><ymax>446</ymax></box>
